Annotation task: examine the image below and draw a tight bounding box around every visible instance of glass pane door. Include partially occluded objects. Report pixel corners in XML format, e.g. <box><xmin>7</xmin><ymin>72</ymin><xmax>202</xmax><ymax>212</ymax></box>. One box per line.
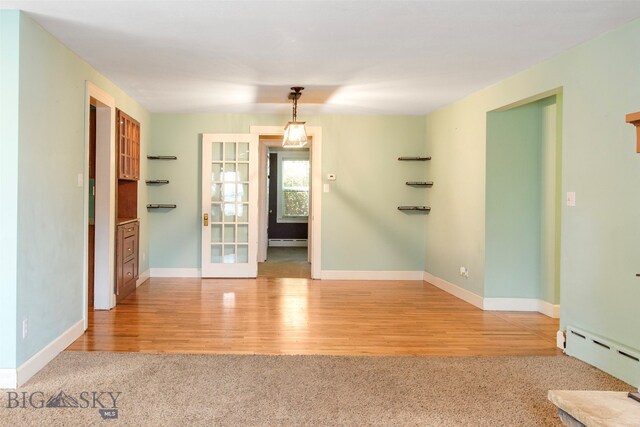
<box><xmin>202</xmin><ymin>134</ymin><xmax>257</xmax><ymax>277</ymax></box>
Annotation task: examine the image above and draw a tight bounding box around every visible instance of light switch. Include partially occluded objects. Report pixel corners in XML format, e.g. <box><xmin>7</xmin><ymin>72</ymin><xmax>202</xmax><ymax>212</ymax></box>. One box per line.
<box><xmin>566</xmin><ymin>192</ymin><xmax>576</xmax><ymax>207</ymax></box>
<box><xmin>77</xmin><ymin>173</ymin><xmax>83</xmax><ymax>187</ymax></box>
<box><xmin>323</xmin><ymin>184</ymin><xmax>330</xmax><ymax>193</ymax></box>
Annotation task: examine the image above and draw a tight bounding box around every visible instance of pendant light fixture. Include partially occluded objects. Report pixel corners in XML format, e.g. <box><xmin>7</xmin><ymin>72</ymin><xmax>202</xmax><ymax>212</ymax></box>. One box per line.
<box><xmin>282</xmin><ymin>86</ymin><xmax>308</xmax><ymax>148</ymax></box>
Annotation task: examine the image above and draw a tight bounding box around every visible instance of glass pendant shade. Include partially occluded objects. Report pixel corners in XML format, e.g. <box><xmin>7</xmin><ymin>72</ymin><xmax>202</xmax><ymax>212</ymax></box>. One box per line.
<box><xmin>283</xmin><ymin>121</ymin><xmax>308</xmax><ymax>147</ymax></box>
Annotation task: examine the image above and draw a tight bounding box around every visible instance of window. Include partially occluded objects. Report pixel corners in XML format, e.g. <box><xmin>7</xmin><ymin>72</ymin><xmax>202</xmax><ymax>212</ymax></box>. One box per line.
<box><xmin>277</xmin><ymin>152</ymin><xmax>309</xmax><ymax>223</ymax></box>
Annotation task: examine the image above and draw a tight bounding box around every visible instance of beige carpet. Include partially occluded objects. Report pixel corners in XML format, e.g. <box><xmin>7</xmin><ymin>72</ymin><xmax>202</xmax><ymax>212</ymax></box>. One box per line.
<box><xmin>0</xmin><ymin>352</ymin><xmax>631</xmax><ymax>426</ymax></box>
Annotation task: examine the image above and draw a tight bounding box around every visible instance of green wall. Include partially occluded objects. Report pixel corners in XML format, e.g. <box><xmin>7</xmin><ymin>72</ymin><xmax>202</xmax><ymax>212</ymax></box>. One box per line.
<box><xmin>149</xmin><ymin>114</ymin><xmax>426</xmax><ymax>272</ymax></box>
<box><xmin>0</xmin><ymin>10</ymin><xmax>20</xmax><ymax>369</ymax></box>
<box><xmin>486</xmin><ymin>102</ymin><xmax>544</xmax><ymax>299</ymax></box>
<box><xmin>2</xmin><ymin>12</ymin><xmax>151</xmax><ymax>368</ymax></box>
<box><xmin>485</xmin><ymin>97</ymin><xmax>559</xmax><ymax>303</ymax></box>
<box><xmin>426</xmin><ymin>18</ymin><xmax>640</xmax><ymax>384</ymax></box>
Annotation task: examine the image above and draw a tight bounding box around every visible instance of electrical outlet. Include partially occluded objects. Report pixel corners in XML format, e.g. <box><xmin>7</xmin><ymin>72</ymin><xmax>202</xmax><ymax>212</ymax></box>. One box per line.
<box><xmin>22</xmin><ymin>318</ymin><xmax>28</xmax><ymax>339</ymax></box>
<box><xmin>459</xmin><ymin>266</ymin><xmax>469</xmax><ymax>278</ymax></box>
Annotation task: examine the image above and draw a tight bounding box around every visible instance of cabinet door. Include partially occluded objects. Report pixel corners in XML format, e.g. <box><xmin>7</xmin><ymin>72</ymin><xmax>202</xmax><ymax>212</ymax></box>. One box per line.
<box><xmin>117</xmin><ymin>110</ymin><xmax>140</xmax><ymax>181</ymax></box>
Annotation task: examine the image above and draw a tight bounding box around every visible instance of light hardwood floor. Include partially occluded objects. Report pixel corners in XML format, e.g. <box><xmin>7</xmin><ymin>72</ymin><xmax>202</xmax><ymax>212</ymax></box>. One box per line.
<box><xmin>68</xmin><ymin>278</ymin><xmax>560</xmax><ymax>356</ymax></box>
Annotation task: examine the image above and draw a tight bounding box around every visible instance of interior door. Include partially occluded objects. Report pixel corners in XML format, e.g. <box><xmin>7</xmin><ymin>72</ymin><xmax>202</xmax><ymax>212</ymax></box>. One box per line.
<box><xmin>201</xmin><ymin>134</ymin><xmax>258</xmax><ymax>277</ymax></box>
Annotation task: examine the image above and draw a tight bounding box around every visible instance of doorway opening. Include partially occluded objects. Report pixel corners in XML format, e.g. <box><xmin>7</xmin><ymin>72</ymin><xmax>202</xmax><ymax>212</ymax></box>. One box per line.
<box><xmin>485</xmin><ymin>92</ymin><xmax>562</xmax><ymax>318</ymax></box>
<box><xmin>88</xmin><ymin>104</ymin><xmax>96</xmax><ymax>308</ymax></box>
<box><xmin>259</xmin><ymin>146</ymin><xmax>311</xmax><ymax>278</ymax></box>
<box><xmin>251</xmin><ymin>126</ymin><xmax>322</xmax><ymax>279</ymax></box>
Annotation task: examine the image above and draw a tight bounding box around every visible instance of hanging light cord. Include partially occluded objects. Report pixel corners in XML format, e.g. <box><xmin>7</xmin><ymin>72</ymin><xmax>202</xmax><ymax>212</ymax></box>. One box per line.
<box><xmin>292</xmin><ymin>91</ymin><xmax>298</xmax><ymax>121</ymax></box>
<box><xmin>290</xmin><ymin>87</ymin><xmax>303</xmax><ymax>122</ymax></box>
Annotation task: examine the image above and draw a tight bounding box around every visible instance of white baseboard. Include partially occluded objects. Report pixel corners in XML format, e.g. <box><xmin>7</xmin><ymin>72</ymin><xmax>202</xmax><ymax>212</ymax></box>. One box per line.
<box><xmin>268</xmin><ymin>239</ymin><xmax>308</xmax><ymax>247</ymax></box>
<box><xmin>321</xmin><ymin>270</ymin><xmax>424</xmax><ymax>281</ymax></box>
<box><xmin>150</xmin><ymin>268</ymin><xmax>201</xmax><ymax>278</ymax></box>
<box><xmin>0</xmin><ymin>319</ymin><xmax>85</xmax><ymax>389</ymax></box>
<box><xmin>538</xmin><ymin>300</ymin><xmax>561</xmax><ymax>318</ymax></box>
<box><xmin>483</xmin><ymin>297</ymin><xmax>539</xmax><ymax>311</ymax></box>
<box><xmin>423</xmin><ymin>271</ymin><xmax>560</xmax><ymax>318</ymax></box>
<box><xmin>136</xmin><ymin>269</ymin><xmax>150</xmax><ymax>287</ymax></box>
<box><xmin>0</xmin><ymin>369</ymin><xmax>17</xmax><ymax>389</ymax></box>
<box><xmin>423</xmin><ymin>271</ymin><xmax>484</xmax><ymax>309</ymax></box>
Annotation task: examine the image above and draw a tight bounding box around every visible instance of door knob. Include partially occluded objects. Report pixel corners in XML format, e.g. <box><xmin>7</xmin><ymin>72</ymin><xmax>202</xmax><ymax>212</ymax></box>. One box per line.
<box><xmin>203</xmin><ymin>213</ymin><xmax>209</xmax><ymax>226</ymax></box>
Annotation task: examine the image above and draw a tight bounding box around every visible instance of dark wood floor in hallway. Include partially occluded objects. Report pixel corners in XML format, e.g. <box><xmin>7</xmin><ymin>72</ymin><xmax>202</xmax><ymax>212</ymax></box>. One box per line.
<box><xmin>68</xmin><ymin>278</ymin><xmax>561</xmax><ymax>356</ymax></box>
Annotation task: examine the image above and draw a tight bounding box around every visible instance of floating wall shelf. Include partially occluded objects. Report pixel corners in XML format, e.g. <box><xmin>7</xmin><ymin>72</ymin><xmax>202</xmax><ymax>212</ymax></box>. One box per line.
<box><xmin>147</xmin><ymin>155</ymin><xmax>177</xmax><ymax>160</ymax></box>
<box><xmin>626</xmin><ymin>112</ymin><xmax>640</xmax><ymax>153</ymax></box>
<box><xmin>406</xmin><ymin>181</ymin><xmax>433</xmax><ymax>187</ymax></box>
<box><xmin>147</xmin><ymin>204</ymin><xmax>176</xmax><ymax>209</ymax></box>
<box><xmin>398</xmin><ymin>156</ymin><xmax>431</xmax><ymax>161</ymax></box>
<box><xmin>397</xmin><ymin>206</ymin><xmax>431</xmax><ymax>212</ymax></box>
<box><xmin>146</xmin><ymin>180</ymin><xmax>170</xmax><ymax>185</ymax></box>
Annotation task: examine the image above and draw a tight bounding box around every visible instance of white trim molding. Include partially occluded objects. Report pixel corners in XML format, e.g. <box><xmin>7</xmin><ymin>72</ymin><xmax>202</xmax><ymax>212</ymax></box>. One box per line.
<box><xmin>136</xmin><ymin>269</ymin><xmax>150</xmax><ymax>287</ymax></box>
<box><xmin>423</xmin><ymin>271</ymin><xmax>560</xmax><ymax>318</ymax></box>
<box><xmin>150</xmin><ymin>268</ymin><xmax>201</xmax><ymax>278</ymax></box>
<box><xmin>538</xmin><ymin>300</ymin><xmax>561</xmax><ymax>318</ymax></box>
<box><xmin>423</xmin><ymin>271</ymin><xmax>484</xmax><ymax>309</ymax></box>
<box><xmin>269</xmin><ymin>239</ymin><xmax>308</xmax><ymax>247</ymax></box>
<box><xmin>251</xmin><ymin>125</ymin><xmax>322</xmax><ymax>279</ymax></box>
<box><xmin>0</xmin><ymin>319</ymin><xmax>84</xmax><ymax>389</ymax></box>
<box><xmin>0</xmin><ymin>369</ymin><xmax>17</xmax><ymax>389</ymax></box>
<box><xmin>483</xmin><ymin>297</ymin><xmax>539</xmax><ymax>312</ymax></box>
<box><xmin>322</xmin><ymin>270</ymin><xmax>424</xmax><ymax>281</ymax></box>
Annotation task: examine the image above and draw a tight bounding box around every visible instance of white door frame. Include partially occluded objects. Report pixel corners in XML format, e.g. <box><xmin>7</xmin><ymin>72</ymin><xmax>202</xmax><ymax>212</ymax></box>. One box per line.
<box><xmin>250</xmin><ymin>125</ymin><xmax>322</xmax><ymax>279</ymax></box>
<box><xmin>83</xmin><ymin>81</ymin><xmax>117</xmax><ymax>330</ymax></box>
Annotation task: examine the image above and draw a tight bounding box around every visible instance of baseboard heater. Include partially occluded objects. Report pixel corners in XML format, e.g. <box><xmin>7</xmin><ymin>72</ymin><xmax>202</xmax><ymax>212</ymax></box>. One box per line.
<box><xmin>566</xmin><ymin>325</ymin><xmax>640</xmax><ymax>388</ymax></box>
<box><xmin>268</xmin><ymin>239</ymin><xmax>308</xmax><ymax>247</ymax></box>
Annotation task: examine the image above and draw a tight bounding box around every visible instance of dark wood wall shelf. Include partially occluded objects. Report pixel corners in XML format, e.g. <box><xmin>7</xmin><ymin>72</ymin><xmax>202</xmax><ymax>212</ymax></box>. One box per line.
<box><xmin>406</xmin><ymin>181</ymin><xmax>433</xmax><ymax>187</ymax></box>
<box><xmin>146</xmin><ymin>180</ymin><xmax>170</xmax><ymax>185</ymax></box>
<box><xmin>398</xmin><ymin>156</ymin><xmax>431</xmax><ymax>161</ymax></box>
<box><xmin>399</xmin><ymin>155</ymin><xmax>432</xmax><ymax>212</ymax></box>
<box><xmin>147</xmin><ymin>155</ymin><xmax>177</xmax><ymax>160</ymax></box>
<box><xmin>397</xmin><ymin>206</ymin><xmax>431</xmax><ymax>212</ymax></box>
<box><xmin>147</xmin><ymin>204</ymin><xmax>177</xmax><ymax>209</ymax></box>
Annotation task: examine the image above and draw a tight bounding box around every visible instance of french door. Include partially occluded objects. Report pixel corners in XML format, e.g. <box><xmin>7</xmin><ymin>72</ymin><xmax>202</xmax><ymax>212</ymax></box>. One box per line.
<box><xmin>201</xmin><ymin>134</ymin><xmax>258</xmax><ymax>277</ymax></box>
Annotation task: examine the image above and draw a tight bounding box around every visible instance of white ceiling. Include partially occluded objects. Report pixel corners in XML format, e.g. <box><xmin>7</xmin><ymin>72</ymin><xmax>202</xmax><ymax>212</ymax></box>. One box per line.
<box><xmin>3</xmin><ymin>1</ymin><xmax>640</xmax><ymax>115</ymax></box>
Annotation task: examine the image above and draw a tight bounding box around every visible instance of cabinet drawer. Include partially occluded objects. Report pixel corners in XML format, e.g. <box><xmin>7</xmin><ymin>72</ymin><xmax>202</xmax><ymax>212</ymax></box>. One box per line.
<box><xmin>122</xmin><ymin>222</ymin><xmax>138</xmax><ymax>238</ymax></box>
<box><xmin>123</xmin><ymin>235</ymin><xmax>137</xmax><ymax>262</ymax></box>
<box><xmin>122</xmin><ymin>258</ymin><xmax>136</xmax><ymax>284</ymax></box>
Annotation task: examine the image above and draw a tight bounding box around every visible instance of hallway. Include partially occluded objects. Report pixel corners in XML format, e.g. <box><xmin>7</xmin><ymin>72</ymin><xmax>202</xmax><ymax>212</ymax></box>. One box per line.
<box><xmin>258</xmin><ymin>247</ymin><xmax>311</xmax><ymax>279</ymax></box>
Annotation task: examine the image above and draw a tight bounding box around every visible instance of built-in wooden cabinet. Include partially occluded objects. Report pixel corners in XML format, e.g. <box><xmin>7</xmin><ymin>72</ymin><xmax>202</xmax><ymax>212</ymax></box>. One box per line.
<box><xmin>115</xmin><ymin>108</ymin><xmax>140</xmax><ymax>304</ymax></box>
<box><xmin>116</xmin><ymin>219</ymin><xmax>139</xmax><ymax>302</ymax></box>
<box><xmin>117</xmin><ymin>109</ymin><xmax>140</xmax><ymax>180</ymax></box>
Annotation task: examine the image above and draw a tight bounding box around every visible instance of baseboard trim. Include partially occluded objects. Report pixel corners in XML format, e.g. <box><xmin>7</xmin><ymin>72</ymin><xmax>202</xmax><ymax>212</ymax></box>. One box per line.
<box><xmin>423</xmin><ymin>272</ymin><xmax>560</xmax><ymax>318</ymax></box>
<box><xmin>7</xmin><ymin>319</ymin><xmax>85</xmax><ymax>389</ymax></box>
<box><xmin>136</xmin><ymin>269</ymin><xmax>150</xmax><ymax>287</ymax></box>
<box><xmin>538</xmin><ymin>300</ymin><xmax>561</xmax><ymax>318</ymax></box>
<box><xmin>321</xmin><ymin>270</ymin><xmax>424</xmax><ymax>281</ymax></box>
<box><xmin>268</xmin><ymin>239</ymin><xmax>308</xmax><ymax>247</ymax></box>
<box><xmin>483</xmin><ymin>297</ymin><xmax>539</xmax><ymax>312</ymax></box>
<box><xmin>423</xmin><ymin>271</ymin><xmax>484</xmax><ymax>309</ymax></box>
<box><xmin>150</xmin><ymin>268</ymin><xmax>201</xmax><ymax>278</ymax></box>
<box><xmin>0</xmin><ymin>369</ymin><xmax>17</xmax><ymax>389</ymax></box>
